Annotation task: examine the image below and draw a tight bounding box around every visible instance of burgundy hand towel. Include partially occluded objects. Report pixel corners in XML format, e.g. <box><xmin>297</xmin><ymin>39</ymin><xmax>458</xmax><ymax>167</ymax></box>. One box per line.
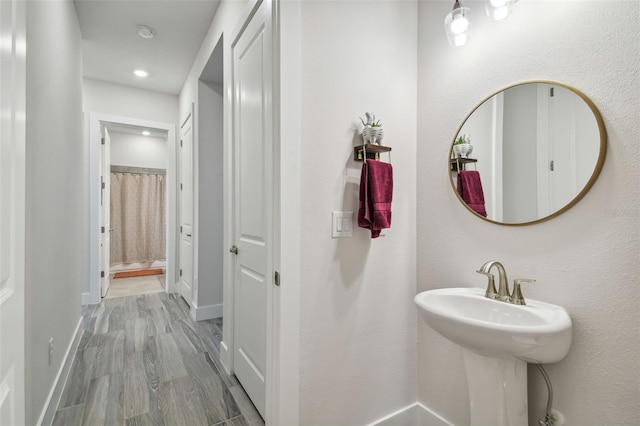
<box><xmin>457</xmin><ymin>170</ymin><xmax>487</xmax><ymax>217</ymax></box>
<box><xmin>358</xmin><ymin>160</ymin><xmax>393</xmax><ymax>238</ymax></box>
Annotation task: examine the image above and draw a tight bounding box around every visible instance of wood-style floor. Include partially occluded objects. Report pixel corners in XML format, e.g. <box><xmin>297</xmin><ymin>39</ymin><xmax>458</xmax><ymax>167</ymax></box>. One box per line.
<box><xmin>105</xmin><ymin>275</ymin><xmax>165</xmax><ymax>299</ymax></box>
<box><xmin>52</xmin><ymin>292</ymin><xmax>264</xmax><ymax>426</ymax></box>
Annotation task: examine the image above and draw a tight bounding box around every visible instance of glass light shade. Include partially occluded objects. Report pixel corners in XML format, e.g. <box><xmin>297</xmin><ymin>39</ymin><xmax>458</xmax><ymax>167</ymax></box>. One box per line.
<box><xmin>484</xmin><ymin>0</ymin><xmax>513</xmax><ymax>20</ymax></box>
<box><xmin>444</xmin><ymin>6</ymin><xmax>472</xmax><ymax>47</ymax></box>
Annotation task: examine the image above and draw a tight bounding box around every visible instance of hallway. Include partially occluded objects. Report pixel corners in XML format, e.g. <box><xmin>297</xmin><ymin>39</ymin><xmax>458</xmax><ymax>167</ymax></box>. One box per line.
<box><xmin>52</xmin><ymin>293</ymin><xmax>263</xmax><ymax>426</ymax></box>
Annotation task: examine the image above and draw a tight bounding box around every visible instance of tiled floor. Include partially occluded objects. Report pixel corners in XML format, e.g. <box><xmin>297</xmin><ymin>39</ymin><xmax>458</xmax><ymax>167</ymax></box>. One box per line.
<box><xmin>52</xmin><ymin>292</ymin><xmax>264</xmax><ymax>426</ymax></box>
<box><xmin>105</xmin><ymin>275</ymin><xmax>165</xmax><ymax>299</ymax></box>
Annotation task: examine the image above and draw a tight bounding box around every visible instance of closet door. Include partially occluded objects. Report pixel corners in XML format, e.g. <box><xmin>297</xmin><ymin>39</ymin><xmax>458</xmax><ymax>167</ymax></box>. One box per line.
<box><xmin>0</xmin><ymin>0</ymin><xmax>26</xmax><ymax>422</ymax></box>
<box><xmin>231</xmin><ymin>0</ymin><xmax>273</xmax><ymax>417</ymax></box>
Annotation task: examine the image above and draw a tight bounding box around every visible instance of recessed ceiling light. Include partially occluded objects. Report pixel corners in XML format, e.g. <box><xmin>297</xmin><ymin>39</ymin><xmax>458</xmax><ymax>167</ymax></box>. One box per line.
<box><xmin>137</xmin><ymin>25</ymin><xmax>155</xmax><ymax>39</ymax></box>
<box><xmin>134</xmin><ymin>69</ymin><xmax>148</xmax><ymax>78</ymax></box>
<box><xmin>142</xmin><ymin>131</ymin><xmax>151</xmax><ymax>136</ymax></box>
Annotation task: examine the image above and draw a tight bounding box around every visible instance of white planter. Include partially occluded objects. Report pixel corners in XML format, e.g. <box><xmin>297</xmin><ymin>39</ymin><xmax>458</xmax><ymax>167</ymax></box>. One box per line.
<box><xmin>362</xmin><ymin>126</ymin><xmax>384</xmax><ymax>145</ymax></box>
<box><xmin>453</xmin><ymin>143</ymin><xmax>473</xmax><ymax>158</ymax></box>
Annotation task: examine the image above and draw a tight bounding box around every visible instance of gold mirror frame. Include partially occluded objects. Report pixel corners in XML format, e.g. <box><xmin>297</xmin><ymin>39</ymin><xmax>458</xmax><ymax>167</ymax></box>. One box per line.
<box><xmin>449</xmin><ymin>80</ymin><xmax>607</xmax><ymax>226</ymax></box>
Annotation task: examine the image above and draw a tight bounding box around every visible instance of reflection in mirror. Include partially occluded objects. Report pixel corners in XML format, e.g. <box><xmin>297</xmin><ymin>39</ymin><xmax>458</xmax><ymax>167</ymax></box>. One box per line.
<box><xmin>450</xmin><ymin>81</ymin><xmax>606</xmax><ymax>225</ymax></box>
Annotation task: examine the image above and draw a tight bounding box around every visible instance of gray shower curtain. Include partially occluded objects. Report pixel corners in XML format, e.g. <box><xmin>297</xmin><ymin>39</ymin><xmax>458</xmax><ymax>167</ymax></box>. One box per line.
<box><xmin>110</xmin><ymin>169</ymin><xmax>166</xmax><ymax>265</ymax></box>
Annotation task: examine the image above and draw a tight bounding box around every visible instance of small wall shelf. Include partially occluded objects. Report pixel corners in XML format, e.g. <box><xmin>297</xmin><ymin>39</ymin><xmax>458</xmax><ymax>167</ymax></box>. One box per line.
<box><xmin>354</xmin><ymin>144</ymin><xmax>392</xmax><ymax>162</ymax></box>
<box><xmin>450</xmin><ymin>157</ymin><xmax>477</xmax><ymax>172</ymax></box>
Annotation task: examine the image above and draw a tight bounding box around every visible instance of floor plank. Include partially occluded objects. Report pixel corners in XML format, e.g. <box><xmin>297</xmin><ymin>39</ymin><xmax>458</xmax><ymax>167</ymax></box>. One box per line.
<box><xmin>183</xmin><ymin>352</ymin><xmax>241</xmax><ymax>424</ymax></box>
<box><xmin>124</xmin><ymin>316</ymin><xmax>150</xmax><ymax>354</ymax></box>
<box><xmin>125</xmin><ymin>409</ymin><xmax>165</xmax><ymax>426</ymax></box>
<box><xmin>52</xmin><ymin>403</ymin><xmax>84</xmax><ymax>426</ymax></box>
<box><xmin>106</xmin><ymin>275</ymin><xmax>165</xmax><ymax>299</ymax></box>
<box><xmin>123</xmin><ymin>352</ymin><xmax>150</xmax><ymax>419</ymax></box>
<box><xmin>92</xmin><ymin>330</ymin><xmax>125</xmax><ymax>378</ymax></box>
<box><xmin>54</xmin><ymin>292</ymin><xmax>264</xmax><ymax>426</ymax></box>
<box><xmin>82</xmin><ymin>375</ymin><xmax>110</xmax><ymax>426</ymax></box>
<box><xmin>158</xmin><ymin>376</ymin><xmax>209</xmax><ymax>426</ymax></box>
<box><xmin>58</xmin><ymin>346</ymin><xmax>96</xmax><ymax>409</ymax></box>
<box><xmin>153</xmin><ymin>332</ymin><xmax>188</xmax><ymax>383</ymax></box>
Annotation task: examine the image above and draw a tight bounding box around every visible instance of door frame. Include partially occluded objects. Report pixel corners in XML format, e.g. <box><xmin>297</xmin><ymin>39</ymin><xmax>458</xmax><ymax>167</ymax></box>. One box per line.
<box><xmin>86</xmin><ymin>112</ymin><xmax>178</xmax><ymax>304</ymax></box>
<box><xmin>218</xmin><ymin>0</ymin><xmax>300</xmax><ymax>423</ymax></box>
<box><xmin>99</xmin><ymin>127</ymin><xmax>112</xmax><ymax>298</ymax></box>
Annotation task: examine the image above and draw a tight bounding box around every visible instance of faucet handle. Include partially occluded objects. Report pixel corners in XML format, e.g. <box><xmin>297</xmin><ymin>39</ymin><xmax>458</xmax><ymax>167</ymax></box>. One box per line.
<box><xmin>477</xmin><ymin>270</ymin><xmax>499</xmax><ymax>300</ymax></box>
<box><xmin>511</xmin><ymin>278</ymin><xmax>536</xmax><ymax>305</ymax></box>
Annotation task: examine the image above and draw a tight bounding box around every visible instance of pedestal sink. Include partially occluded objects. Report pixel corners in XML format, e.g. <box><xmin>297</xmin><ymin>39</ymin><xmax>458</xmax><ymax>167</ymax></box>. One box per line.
<box><xmin>415</xmin><ymin>287</ymin><xmax>572</xmax><ymax>426</ymax></box>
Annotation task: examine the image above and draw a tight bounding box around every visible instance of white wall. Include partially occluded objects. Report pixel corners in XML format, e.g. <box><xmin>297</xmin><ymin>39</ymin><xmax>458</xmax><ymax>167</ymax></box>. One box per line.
<box><xmin>25</xmin><ymin>1</ymin><xmax>84</xmax><ymax>424</ymax></box>
<box><xmin>196</xmin><ymin>80</ymin><xmax>224</xmax><ymax>312</ymax></box>
<box><xmin>178</xmin><ymin>1</ymin><xmax>247</xmax><ymax>117</ymax></box>
<box><xmin>110</xmin><ymin>131</ymin><xmax>167</xmax><ymax>169</ymax></box>
<box><xmin>296</xmin><ymin>1</ymin><xmax>418</xmax><ymax>424</ymax></box>
<box><xmin>83</xmin><ymin>77</ymin><xmax>178</xmax><ymax>124</ymax></box>
<box><xmin>417</xmin><ymin>1</ymin><xmax>640</xmax><ymax>425</ymax></box>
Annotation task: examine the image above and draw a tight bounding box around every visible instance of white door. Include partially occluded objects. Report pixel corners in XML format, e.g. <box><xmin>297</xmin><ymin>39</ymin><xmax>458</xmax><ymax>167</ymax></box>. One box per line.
<box><xmin>231</xmin><ymin>0</ymin><xmax>272</xmax><ymax>418</ymax></box>
<box><xmin>180</xmin><ymin>112</ymin><xmax>194</xmax><ymax>306</ymax></box>
<box><xmin>100</xmin><ymin>127</ymin><xmax>111</xmax><ymax>297</ymax></box>
<box><xmin>547</xmin><ymin>85</ymin><xmax>577</xmax><ymax>212</ymax></box>
<box><xmin>0</xmin><ymin>0</ymin><xmax>26</xmax><ymax>423</ymax></box>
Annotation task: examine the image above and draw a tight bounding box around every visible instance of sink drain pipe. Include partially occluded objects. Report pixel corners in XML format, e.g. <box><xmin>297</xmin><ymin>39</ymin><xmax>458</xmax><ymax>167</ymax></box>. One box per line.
<box><xmin>536</xmin><ymin>363</ymin><xmax>554</xmax><ymax>426</ymax></box>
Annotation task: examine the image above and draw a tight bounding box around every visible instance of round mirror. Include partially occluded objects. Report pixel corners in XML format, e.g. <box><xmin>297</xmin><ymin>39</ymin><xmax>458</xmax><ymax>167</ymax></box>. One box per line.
<box><xmin>449</xmin><ymin>81</ymin><xmax>607</xmax><ymax>225</ymax></box>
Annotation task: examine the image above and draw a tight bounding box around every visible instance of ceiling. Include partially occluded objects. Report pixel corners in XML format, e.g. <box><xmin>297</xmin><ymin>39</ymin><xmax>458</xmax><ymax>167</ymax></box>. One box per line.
<box><xmin>74</xmin><ymin>0</ymin><xmax>221</xmax><ymax>95</ymax></box>
<box><xmin>107</xmin><ymin>123</ymin><xmax>168</xmax><ymax>138</ymax></box>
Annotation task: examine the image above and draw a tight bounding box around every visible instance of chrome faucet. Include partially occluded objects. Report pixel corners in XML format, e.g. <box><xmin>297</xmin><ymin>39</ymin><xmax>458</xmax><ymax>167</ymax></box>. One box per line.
<box><xmin>476</xmin><ymin>261</ymin><xmax>536</xmax><ymax>305</ymax></box>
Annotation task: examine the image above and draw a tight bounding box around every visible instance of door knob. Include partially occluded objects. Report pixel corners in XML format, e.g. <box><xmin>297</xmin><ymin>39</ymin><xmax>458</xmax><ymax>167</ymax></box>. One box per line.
<box><xmin>229</xmin><ymin>245</ymin><xmax>238</xmax><ymax>255</ymax></box>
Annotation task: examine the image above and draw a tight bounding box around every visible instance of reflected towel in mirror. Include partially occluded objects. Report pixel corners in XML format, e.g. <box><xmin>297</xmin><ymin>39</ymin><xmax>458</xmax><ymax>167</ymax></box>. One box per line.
<box><xmin>457</xmin><ymin>170</ymin><xmax>487</xmax><ymax>217</ymax></box>
<box><xmin>358</xmin><ymin>159</ymin><xmax>393</xmax><ymax>238</ymax></box>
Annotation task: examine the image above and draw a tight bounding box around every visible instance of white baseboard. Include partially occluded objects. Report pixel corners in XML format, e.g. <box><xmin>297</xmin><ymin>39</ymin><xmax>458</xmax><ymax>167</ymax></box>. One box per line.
<box><xmin>36</xmin><ymin>317</ymin><xmax>84</xmax><ymax>426</ymax></box>
<box><xmin>219</xmin><ymin>340</ymin><xmax>232</xmax><ymax>376</ymax></box>
<box><xmin>81</xmin><ymin>292</ymin><xmax>99</xmax><ymax>306</ymax></box>
<box><xmin>193</xmin><ymin>302</ymin><xmax>223</xmax><ymax>321</ymax></box>
<box><xmin>369</xmin><ymin>402</ymin><xmax>456</xmax><ymax>426</ymax></box>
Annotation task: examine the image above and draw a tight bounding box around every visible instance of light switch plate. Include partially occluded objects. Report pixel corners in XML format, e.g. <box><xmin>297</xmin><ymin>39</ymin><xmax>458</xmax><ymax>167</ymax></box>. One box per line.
<box><xmin>332</xmin><ymin>211</ymin><xmax>353</xmax><ymax>238</ymax></box>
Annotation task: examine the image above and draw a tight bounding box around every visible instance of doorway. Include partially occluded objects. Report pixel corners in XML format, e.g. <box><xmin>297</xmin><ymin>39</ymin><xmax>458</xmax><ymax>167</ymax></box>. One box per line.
<box><xmin>105</xmin><ymin>123</ymin><xmax>169</xmax><ymax>299</ymax></box>
<box><xmin>86</xmin><ymin>113</ymin><xmax>177</xmax><ymax>305</ymax></box>
<box><xmin>192</xmin><ymin>37</ymin><xmax>225</xmax><ymax>321</ymax></box>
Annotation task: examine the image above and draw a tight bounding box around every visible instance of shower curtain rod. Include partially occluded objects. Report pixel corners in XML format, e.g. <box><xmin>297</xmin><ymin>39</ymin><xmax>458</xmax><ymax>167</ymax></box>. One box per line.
<box><xmin>111</xmin><ymin>165</ymin><xmax>166</xmax><ymax>175</ymax></box>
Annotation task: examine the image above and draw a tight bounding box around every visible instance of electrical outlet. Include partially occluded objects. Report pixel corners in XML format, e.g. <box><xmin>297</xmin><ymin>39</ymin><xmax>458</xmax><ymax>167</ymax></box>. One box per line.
<box><xmin>48</xmin><ymin>338</ymin><xmax>54</xmax><ymax>365</ymax></box>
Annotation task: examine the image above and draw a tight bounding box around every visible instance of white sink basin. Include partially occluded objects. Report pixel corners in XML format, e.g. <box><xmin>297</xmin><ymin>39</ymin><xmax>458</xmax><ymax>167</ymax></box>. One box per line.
<box><xmin>414</xmin><ymin>287</ymin><xmax>572</xmax><ymax>363</ymax></box>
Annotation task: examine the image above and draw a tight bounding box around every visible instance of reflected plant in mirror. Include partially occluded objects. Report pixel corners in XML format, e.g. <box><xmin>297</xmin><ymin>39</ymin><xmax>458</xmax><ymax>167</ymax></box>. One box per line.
<box><xmin>453</xmin><ymin>133</ymin><xmax>473</xmax><ymax>158</ymax></box>
<box><xmin>449</xmin><ymin>81</ymin><xmax>607</xmax><ymax>225</ymax></box>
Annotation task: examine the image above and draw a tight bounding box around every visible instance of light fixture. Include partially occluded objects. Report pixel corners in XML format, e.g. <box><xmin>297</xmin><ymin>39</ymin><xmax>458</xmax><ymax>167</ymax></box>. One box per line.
<box><xmin>134</xmin><ymin>69</ymin><xmax>148</xmax><ymax>78</ymax></box>
<box><xmin>485</xmin><ymin>0</ymin><xmax>510</xmax><ymax>20</ymax></box>
<box><xmin>142</xmin><ymin>131</ymin><xmax>151</xmax><ymax>136</ymax></box>
<box><xmin>444</xmin><ymin>0</ymin><xmax>472</xmax><ymax>47</ymax></box>
<box><xmin>137</xmin><ymin>25</ymin><xmax>155</xmax><ymax>39</ymax></box>
<box><xmin>484</xmin><ymin>0</ymin><xmax>519</xmax><ymax>20</ymax></box>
